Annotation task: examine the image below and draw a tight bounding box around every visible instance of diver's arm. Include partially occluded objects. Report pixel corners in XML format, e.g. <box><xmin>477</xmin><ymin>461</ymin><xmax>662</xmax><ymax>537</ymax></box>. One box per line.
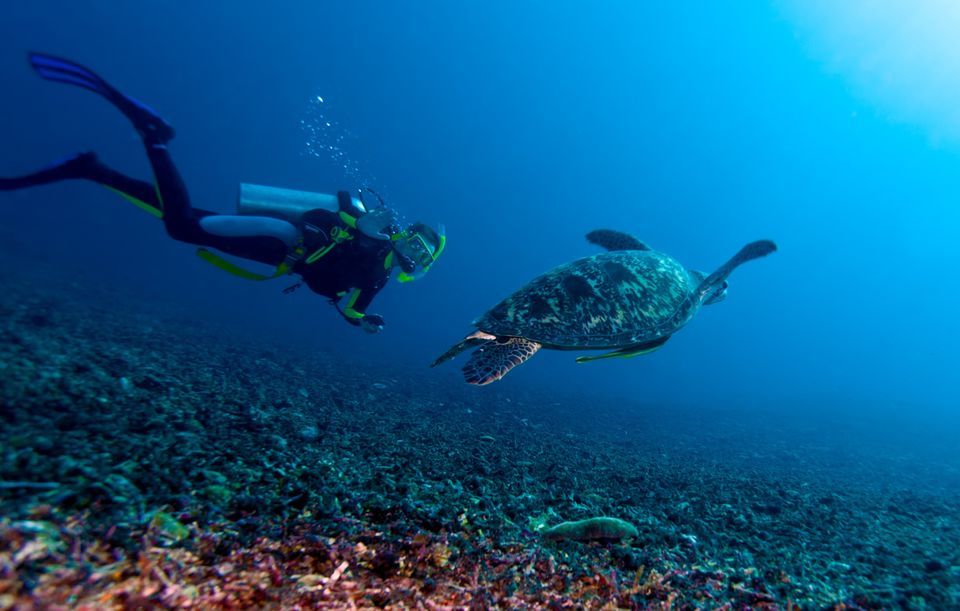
<box><xmin>335</xmin><ymin>189</ymin><xmax>399</xmax><ymax>240</ymax></box>
<box><xmin>339</xmin><ymin>283</ymin><xmax>387</xmax><ymax>333</ymax></box>
<box><xmin>301</xmin><ymin>195</ymin><xmax>395</xmax><ymax>246</ymax></box>
<box><xmin>338</xmin><ymin>289</ymin><xmax>366</xmax><ymax>326</ymax></box>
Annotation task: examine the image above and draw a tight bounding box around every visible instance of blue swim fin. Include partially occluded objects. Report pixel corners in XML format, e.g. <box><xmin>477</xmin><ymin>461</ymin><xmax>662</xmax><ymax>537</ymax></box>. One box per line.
<box><xmin>0</xmin><ymin>152</ymin><xmax>99</xmax><ymax>191</ymax></box>
<box><xmin>28</xmin><ymin>52</ymin><xmax>175</xmax><ymax>144</ymax></box>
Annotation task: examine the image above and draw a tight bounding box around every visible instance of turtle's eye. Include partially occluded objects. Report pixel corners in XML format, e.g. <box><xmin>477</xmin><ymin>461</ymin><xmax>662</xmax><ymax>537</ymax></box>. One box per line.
<box><xmin>705</xmin><ymin>283</ymin><xmax>728</xmax><ymax>305</ymax></box>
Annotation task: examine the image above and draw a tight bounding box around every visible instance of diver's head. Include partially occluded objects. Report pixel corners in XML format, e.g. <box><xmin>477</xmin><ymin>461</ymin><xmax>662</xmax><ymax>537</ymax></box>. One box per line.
<box><xmin>392</xmin><ymin>222</ymin><xmax>446</xmax><ymax>281</ymax></box>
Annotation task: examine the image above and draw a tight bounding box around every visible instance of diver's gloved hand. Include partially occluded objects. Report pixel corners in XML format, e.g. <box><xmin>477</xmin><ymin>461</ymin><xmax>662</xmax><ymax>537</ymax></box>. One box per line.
<box><xmin>360</xmin><ymin>314</ymin><xmax>385</xmax><ymax>334</ymax></box>
<box><xmin>356</xmin><ymin>207</ymin><xmax>398</xmax><ymax>240</ymax></box>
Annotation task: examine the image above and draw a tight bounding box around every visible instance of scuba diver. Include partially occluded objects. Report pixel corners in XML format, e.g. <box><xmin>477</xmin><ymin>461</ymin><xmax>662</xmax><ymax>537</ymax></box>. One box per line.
<box><xmin>0</xmin><ymin>53</ymin><xmax>445</xmax><ymax>333</ymax></box>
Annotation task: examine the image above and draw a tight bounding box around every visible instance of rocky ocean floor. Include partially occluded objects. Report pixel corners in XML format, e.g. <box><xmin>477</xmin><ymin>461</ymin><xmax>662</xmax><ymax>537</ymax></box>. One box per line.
<box><xmin>1</xmin><ymin>262</ymin><xmax>959</xmax><ymax>609</ymax></box>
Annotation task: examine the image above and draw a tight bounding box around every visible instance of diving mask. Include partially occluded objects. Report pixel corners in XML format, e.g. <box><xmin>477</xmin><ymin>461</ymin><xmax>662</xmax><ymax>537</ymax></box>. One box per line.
<box><xmin>392</xmin><ymin>223</ymin><xmax>446</xmax><ymax>282</ymax></box>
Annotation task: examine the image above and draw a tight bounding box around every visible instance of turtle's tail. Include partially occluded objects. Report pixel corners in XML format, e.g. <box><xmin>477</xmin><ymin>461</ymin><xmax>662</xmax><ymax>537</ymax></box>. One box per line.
<box><xmin>696</xmin><ymin>240</ymin><xmax>777</xmax><ymax>302</ymax></box>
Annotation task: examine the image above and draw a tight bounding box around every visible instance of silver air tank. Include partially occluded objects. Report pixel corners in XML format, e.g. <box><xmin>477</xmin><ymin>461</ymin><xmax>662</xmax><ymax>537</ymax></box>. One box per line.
<box><xmin>237</xmin><ymin>184</ymin><xmax>366</xmax><ymax>223</ymax></box>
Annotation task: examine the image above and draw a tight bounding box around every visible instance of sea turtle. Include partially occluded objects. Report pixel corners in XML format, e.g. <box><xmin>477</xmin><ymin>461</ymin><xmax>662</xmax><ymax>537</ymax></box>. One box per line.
<box><xmin>432</xmin><ymin>229</ymin><xmax>777</xmax><ymax>385</ymax></box>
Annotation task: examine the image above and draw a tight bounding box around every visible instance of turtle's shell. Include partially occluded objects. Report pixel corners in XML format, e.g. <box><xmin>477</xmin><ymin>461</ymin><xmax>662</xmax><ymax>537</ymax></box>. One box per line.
<box><xmin>475</xmin><ymin>251</ymin><xmax>700</xmax><ymax>348</ymax></box>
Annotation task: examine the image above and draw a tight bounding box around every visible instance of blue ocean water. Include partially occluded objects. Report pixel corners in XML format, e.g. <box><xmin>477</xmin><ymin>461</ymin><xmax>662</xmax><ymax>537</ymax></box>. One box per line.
<box><xmin>3</xmin><ymin>2</ymin><xmax>957</xmax><ymax>413</ymax></box>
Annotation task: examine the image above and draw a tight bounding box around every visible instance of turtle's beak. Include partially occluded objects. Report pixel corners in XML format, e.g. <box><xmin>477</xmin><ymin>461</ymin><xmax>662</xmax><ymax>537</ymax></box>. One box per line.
<box><xmin>704</xmin><ymin>281</ymin><xmax>728</xmax><ymax>305</ymax></box>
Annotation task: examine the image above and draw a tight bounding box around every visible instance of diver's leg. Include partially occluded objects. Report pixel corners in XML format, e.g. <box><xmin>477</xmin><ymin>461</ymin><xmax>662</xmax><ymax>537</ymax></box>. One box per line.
<box><xmin>0</xmin><ymin>151</ymin><xmax>162</xmax><ymax>214</ymax></box>
<box><xmin>142</xmin><ymin>141</ymin><xmax>291</xmax><ymax>265</ymax></box>
<box><xmin>142</xmin><ymin>141</ymin><xmax>191</xmax><ymax>238</ymax></box>
<box><xmin>23</xmin><ymin>52</ymin><xmax>290</xmax><ymax>266</ymax></box>
<box><xmin>87</xmin><ymin>158</ymin><xmax>162</xmax><ymax>212</ymax></box>
<box><xmin>0</xmin><ymin>152</ymin><xmax>96</xmax><ymax>191</ymax></box>
<box><xmin>1</xmin><ymin>148</ymin><xmax>289</xmax><ymax>265</ymax></box>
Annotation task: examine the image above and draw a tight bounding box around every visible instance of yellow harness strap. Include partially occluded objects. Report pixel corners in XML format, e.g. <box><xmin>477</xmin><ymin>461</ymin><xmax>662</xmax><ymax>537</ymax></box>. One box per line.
<box><xmin>195</xmin><ymin>248</ymin><xmax>296</xmax><ymax>281</ymax></box>
<box><xmin>305</xmin><ymin>225</ymin><xmax>353</xmax><ymax>264</ymax></box>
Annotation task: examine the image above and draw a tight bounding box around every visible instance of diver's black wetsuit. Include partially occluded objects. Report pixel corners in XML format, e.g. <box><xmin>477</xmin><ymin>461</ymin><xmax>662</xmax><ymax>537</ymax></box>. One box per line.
<box><xmin>0</xmin><ymin>143</ymin><xmax>392</xmax><ymax>326</ymax></box>
<box><xmin>295</xmin><ymin>206</ymin><xmax>394</xmax><ymax>317</ymax></box>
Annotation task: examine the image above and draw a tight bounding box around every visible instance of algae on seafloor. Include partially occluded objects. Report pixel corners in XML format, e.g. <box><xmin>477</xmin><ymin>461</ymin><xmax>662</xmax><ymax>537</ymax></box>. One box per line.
<box><xmin>150</xmin><ymin>511</ymin><xmax>189</xmax><ymax>542</ymax></box>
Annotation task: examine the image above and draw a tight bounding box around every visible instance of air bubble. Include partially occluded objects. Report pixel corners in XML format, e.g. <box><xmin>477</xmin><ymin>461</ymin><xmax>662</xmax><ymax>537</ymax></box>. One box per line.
<box><xmin>300</xmin><ymin>91</ymin><xmax>378</xmax><ymax>188</ymax></box>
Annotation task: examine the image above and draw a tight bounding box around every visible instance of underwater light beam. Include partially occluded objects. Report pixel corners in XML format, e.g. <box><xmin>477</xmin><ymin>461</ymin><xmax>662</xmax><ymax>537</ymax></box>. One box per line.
<box><xmin>781</xmin><ymin>0</ymin><xmax>960</xmax><ymax>144</ymax></box>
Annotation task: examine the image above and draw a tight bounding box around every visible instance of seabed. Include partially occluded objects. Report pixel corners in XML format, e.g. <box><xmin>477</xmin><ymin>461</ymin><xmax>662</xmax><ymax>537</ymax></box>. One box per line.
<box><xmin>1</xmin><ymin>256</ymin><xmax>958</xmax><ymax>609</ymax></box>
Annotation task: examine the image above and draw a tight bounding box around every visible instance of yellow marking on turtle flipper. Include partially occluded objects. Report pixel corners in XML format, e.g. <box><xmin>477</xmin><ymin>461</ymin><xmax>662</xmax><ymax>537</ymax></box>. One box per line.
<box><xmin>575</xmin><ymin>341</ymin><xmax>667</xmax><ymax>363</ymax></box>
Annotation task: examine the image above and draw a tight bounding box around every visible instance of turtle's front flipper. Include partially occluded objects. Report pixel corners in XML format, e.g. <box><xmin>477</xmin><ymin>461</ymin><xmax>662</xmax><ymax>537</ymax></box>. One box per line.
<box><xmin>696</xmin><ymin>240</ymin><xmax>777</xmax><ymax>303</ymax></box>
<box><xmin>462</xmin><ymin>337</ymin><xmax>541</xmax><ymax>385</ymax></box>
<box><xmin>431</xmin><ymin>331</ymin><xmax>496</xmax><ymax>367</ymax></box>
<box><xmin>575</xmin><ymin>336</ymin><xmax>670</xmax><ymax>363</ymax></box>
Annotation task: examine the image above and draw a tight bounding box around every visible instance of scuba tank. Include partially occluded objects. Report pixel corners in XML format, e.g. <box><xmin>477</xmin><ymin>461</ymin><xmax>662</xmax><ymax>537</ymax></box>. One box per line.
<box><xmin>237</xmin><ymin>183</ymin><xmax>366</xmax><ymax>223</ymax></box>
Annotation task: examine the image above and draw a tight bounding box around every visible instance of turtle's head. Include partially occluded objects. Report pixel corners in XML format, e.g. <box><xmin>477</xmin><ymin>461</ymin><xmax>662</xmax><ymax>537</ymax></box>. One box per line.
<box><xmin>690</xmin><ymin>270</ymin><xmax>728</xmax><ymax>305</ymax></box>
<box><xmin>703</xmin><ymin>280</ymin><xmax>728</xmax><ymax>305</ymax></box>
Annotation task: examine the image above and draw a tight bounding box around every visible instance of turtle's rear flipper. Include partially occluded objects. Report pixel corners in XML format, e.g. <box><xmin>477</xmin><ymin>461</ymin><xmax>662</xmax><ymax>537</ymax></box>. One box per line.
<box><xmin>431</xmin><ymin>331</ymin><xmax>496</xmax><ymax>367</ymax></box>
<box><xmin>575</xmin><ymin>335</ymin><xmax>670</xmax><ymax>363</ymax></box>
<box><xmin>696</xmin><ymin>240</ymin><xmax>777</xmax><ymax>302</ymax></box>
<box><xmin>463</xmin><ymin>337</ymin><xmax>541</xmax><ymax>385</ymax></box>
<box><xmin>586</xmin><ymin>229</ymin><xmax>651</xmax><ymax>252</ymax></box>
